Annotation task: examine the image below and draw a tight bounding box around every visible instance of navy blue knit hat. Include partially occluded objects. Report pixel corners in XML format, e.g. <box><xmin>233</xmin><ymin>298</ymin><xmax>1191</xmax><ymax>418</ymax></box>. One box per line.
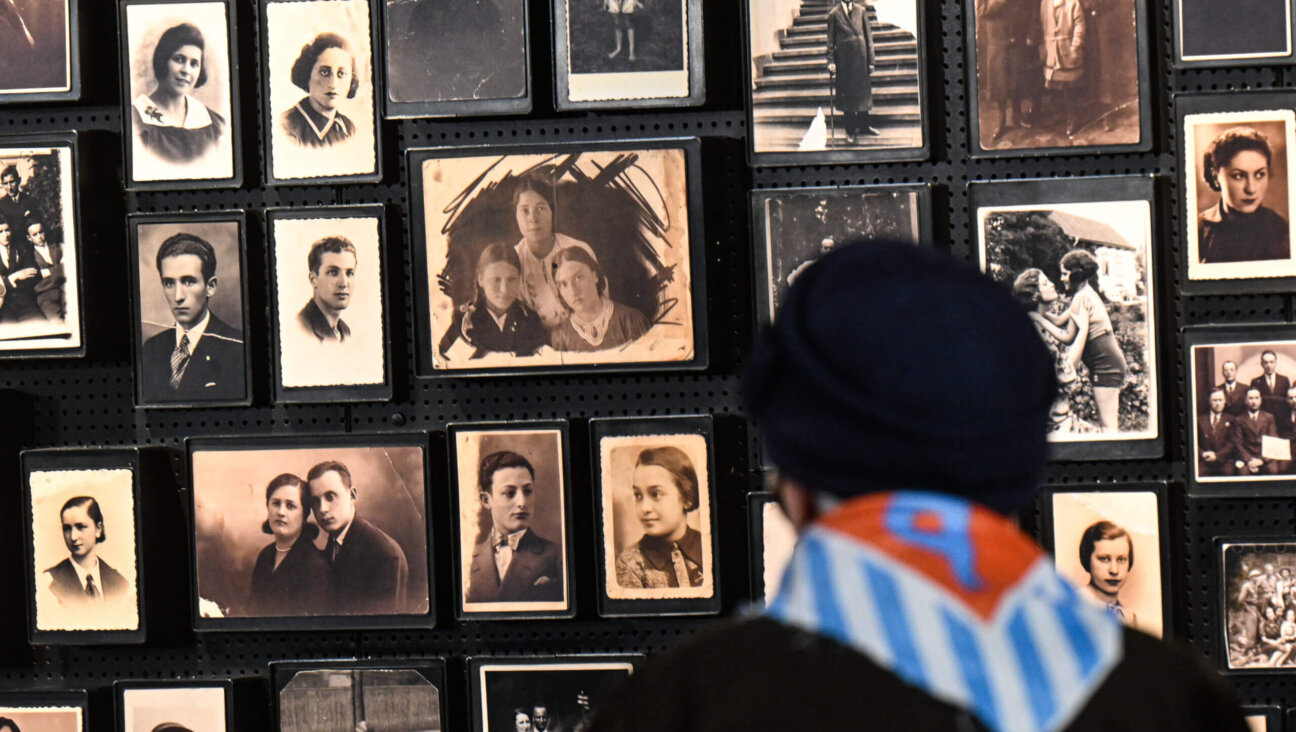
<box><xmin>743</xmin><ymin>239</ymin><xmax>1057</xmax><ymax>514</ymax></box>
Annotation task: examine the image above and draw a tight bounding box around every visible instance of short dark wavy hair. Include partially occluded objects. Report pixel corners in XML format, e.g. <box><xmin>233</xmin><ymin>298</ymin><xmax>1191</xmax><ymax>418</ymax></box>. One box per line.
<box><xmin>307</xmin><ymin>236</ymin><xmax>357</xmax><ymax>275</ymax></box>
<box><xmin>1203</xmin><ymin>126</ymin><xmax>1272</xmax><ymax>193</ymax></box>
<box><xmin>1078</xmin><ymin>520</ymin><xmax>1133</xmax><ymax>573</ymax></box>
<box><xmin>290</xmin><ymin>33</ymin><xmax>359</xmax><ymax>98</ymax></box>
<box><xmin>152</xmin><ymin>23</ymin><xmax>208</xmax><ymax>89</ymax></box>
<box><xmin>478</xmin><ymin>450</ymin><xmax>535</xmax><ymax>495</ymax></box>
<box><xmin>61</xmin><ymin>496</ymin><xmax>106</xmax><ymax>543</ymax></box>
<box><xmin>156</xmin><ymin>232</ymin><xmax>217</xmax><ymax>282</ymax></box>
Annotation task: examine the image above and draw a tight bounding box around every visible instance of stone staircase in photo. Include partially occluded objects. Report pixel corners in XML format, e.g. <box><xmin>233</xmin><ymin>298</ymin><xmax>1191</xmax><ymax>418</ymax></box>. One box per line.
<box><xmin>752</xmin><ymin>0</ymin><xmax>922</xmax><ymax>151</ymax></box>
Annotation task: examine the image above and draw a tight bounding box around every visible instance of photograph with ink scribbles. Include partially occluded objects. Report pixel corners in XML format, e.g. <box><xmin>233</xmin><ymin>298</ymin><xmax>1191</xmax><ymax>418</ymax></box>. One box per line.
<box><xmin>412</xmin><ymin>145</ymin><xmax>696</xmax><ymax>373</ymax></box>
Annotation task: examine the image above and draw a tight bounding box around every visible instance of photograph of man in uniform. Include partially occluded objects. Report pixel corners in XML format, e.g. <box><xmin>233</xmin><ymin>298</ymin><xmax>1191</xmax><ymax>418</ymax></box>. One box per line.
<box><xmin>139</xmin><ymin>232</ymin><xmax>245</xmax><ymax>404</ymax></box>
<box><xmin>43</xmin><ymin>496</ymin><xmax>128</xmax><ymax>609</ymax></box>
<box><xmin>299</xmin><ymin>236</ymin><xmax>354</xmax><ymax>343</ymax></box>
<box><xmin>826</xmin><ymin>0</ymin><xmax>877</xmax><ymax>142</ymax></box>
<box><xmin>307</xmin><ymin>459</ymin><xmax>409</xmax><ymax>615</ymax></box>
<box><xmin>466</xmin><ymin>451</ymin><xmax>563</xmax><ymax>605</ymax></box>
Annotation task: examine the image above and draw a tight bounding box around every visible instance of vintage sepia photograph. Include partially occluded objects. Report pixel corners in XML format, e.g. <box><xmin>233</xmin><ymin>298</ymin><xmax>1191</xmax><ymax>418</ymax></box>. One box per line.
<box><xmin>973</xmin><ymin>177</ymin><xmax>1160</xmax><ymax>460</ymax></box>
<box><xmin>383</xmin><ymin>0</ymin><xmax>530</xmax><ymax>117</ymax></box>
<box><xmin>967</xmin><ymin>0</ymin><xmax>1150</xmax><ymax>155</ymax></box>
<box><xmin>452</xmin><ymin>424</ymin><xmax>572</xmax><ymax>618</ymax></box>
<box><xmin>120</xmin><ymin>0</ymin><xmax>239</xmax><ymax>187</ymax></box>
<box><xmin>554</xmin><ymin>0</ymin><xmax>703</xmax><ymax>109</ymax></box>
<box><xmin>1219</xmin><ymin>540</ymin><xmax>1296</xmax><ymax>670</ymax></box>
<box><xmin>410</xmin><ymin>141</ymin><xmax>705</xmax><ymax>375</ymax></box>
<box><xmin>0</xmin><ymin>137</ymin><xmax>81</xmax><ymax>357</ymax></box>
<box><xmin>1177</xmin><ymin>0</ymin><xmax>1295</xmax><ymax>65</ymax></box>
<box><xmin>188</xmin><ymin>437</ymin><xmax>431</xmax><ymax>629</ymax></box>
<box><xmin>275</xmin><ymin>661</ymin><xmax>444</xmax><ymax>732</ymax></box>
<box><xmin>1046</xmin><ymin>487</ymin><xmax>1165</xmax><ymax>638</ymax></box>
<box><xmin>130</xmin><ymin>213</ymin><xmax>250</xmax><ymax>408</ymax></box>
<box><xmin>269</xmin><ymin>207</ymin><xmax>389</xmax><ymax>401</ymax></box>
<box><xmin>117</xmin><ymin>681</ymin><xmax>232</xmax><ymax>732</ymax></box>
<box><xmin>746</xmin><ymin>0</ymin><xmax>927</xmax><ymax>164</ymax></box>
<box><xmin>470</xmin><ymin>656</ymin><xmax>637</xmax><ymax>732</ymax></box>
<box><xmin>1180</xmin><ymin>98</ymin><xmax>1296</xmax><ymax>290</ymax></box>
<box><xmin>748</xmin><ymin>490</ymin><xmax>796</xmax><ymax>607</ymax></box>
<box><xmin>262</xmin><ymin>0</ymin><xmax>380</xmax><ymax>183</ymax></box>
<box><xmin>751</xmin><ymin>184</ymin><xmax>929</xmax><ymax>321</ymax></box>
<box><xmin>0</xmin><ymin>697</ymin><xmax>86</xmax><ymax>732</ymax></box>
<box><xmin>0</xmin><ymin>0</ymin><xmax>77</xmax><ymax>102</ymax></box>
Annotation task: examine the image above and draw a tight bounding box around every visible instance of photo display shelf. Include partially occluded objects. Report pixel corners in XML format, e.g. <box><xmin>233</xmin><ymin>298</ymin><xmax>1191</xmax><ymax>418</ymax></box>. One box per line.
<box><xmin>0</xmin><ymin>0</ymin><xmax>1292</xmax><ymax>727</ymax></box>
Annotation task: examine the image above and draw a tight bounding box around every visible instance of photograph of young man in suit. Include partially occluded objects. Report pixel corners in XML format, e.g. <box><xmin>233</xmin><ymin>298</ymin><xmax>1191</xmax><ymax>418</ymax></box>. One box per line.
<box><xmin>0</xmin><ymin>217</ymin><xmax>44</xmax><ymax>323</ymax></box>
<box><xmin>1251</xmin><ymin>350</ymin><xmax>1292</xmax><ymax>425</ymax></box>
<box><xmin>1198</xmin><ymin>388</ymin><xmax>1237</xmax><ymax>477</ymax></box>
<box><xmin>43</xmin><ymin>496</ymin><xmax>128</xmax><ymax>608</ymax></box>
<box><xmin>466</xmin><ymin>450</ymin><xmax>563</xmax><ymax>605</ymax></box>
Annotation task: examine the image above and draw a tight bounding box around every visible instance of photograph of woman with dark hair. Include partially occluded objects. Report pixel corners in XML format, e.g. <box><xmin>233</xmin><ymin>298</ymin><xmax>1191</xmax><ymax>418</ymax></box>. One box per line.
<box><xmin>511</xmin><ymin>174</ymin><xmax>598</xmax><ymax>330</ymax></box>
<box><xmin>246</xmin><ymin>473</ymin><xmax>329</xmax><ymax>617</ymax></box>
<box><xmin>1198</xmin><ymin>126</ymin><xmax>1291</xmax><ymax>264</ymax></box>
<box><xmin>1079</xmin><ymin>519</ymin><xmax>1136</xmax><ymax>626</ymax></box>
<box><xmin>460</xmin><ymin>242</ymin><xmax>548</xmax><ymax>358</ymax></box>
<box><xmin>550</xmin><ymin>246</ymin><xmax>648</xmax><ymax>353</ymax></box>
<box><xmin>614</xmin><ymin>446</ymin><xmax>704</xmax><ymax>589</ymax></box>
<box><xmin>512</xmin><ymin>707</ymin><xmax>531</xmax><ymax>732</ymax></box>
<box><xmin>130</xmin><ymin>22</ymin><xmax>225</xmax><ymax>164</ymax></box>
<box><xmin>281</xmin><ymin>32</ymin><xmax>358</xmax><ymax>148</ymax></box>
<box><xmin>43</xmin><ymin>496</ymin><xmax>129</xmax><ymax>608</ymax></box>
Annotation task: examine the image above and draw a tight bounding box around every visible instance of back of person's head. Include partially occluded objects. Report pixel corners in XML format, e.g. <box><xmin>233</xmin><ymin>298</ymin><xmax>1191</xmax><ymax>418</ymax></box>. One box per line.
<box><xmin>743</xmin><ymin>239</ymin><xmax>1056</xmax><ymax>514</ymax></box>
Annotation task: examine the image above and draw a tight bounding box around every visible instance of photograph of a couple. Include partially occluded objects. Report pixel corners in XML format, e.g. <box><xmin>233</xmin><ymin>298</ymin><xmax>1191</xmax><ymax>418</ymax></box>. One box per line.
<box><xmin>190</xmin><ymin>441</ymin><xmax>429</xmax><ymax>624</ymax></box>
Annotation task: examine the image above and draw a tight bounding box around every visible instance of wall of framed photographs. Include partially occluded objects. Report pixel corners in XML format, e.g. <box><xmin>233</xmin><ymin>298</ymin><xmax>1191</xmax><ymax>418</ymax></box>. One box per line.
<box><xmin>0</xmin><ymin>0</ymin><xmax>1294</xmax><ymax>728</ymax></box>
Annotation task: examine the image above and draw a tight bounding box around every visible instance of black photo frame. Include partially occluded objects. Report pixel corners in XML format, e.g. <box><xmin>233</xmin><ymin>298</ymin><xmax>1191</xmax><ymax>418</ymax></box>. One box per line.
<box><xmin>259</xmin><ymin>0</ymin><xmax>384</xmax><ymax>186</ymax></box>
<box><xmin>968</xmin><ymin>175</ymin><xmax>1163</xmax><ymax>462</ymax></box>
<box><xmin>743</xmin><ymin>0</ymin><xmax>930</xmax><ymax>167</ymax></box>
<box><xmin>114</xmin><ymin>679</ymin><xmax>234</xmax><ymax>732</ymax></box>
<box><xmin>590</xmin><ymin>414</ymin><xmax>720</xmax><ymax>618</ymax></box>
<box><xmin>1216</xmin><ymin>537</ymin><xmax>1296</xmax><ymax>673</ymax></box>
<box><xmin>552</xmin><ymin>0</ymin><xmax>705</xmax><ymax>111</ymax></box>
<box><xmin>267</xmin><ymin>204</ymin><xmax>393</xmax><ymax>404</ymax></box>
<box><xmin>1244</xmin><ymin>706</ymin><xmax>1285</xmax><ymax>731</ymax></box>
<box><xmin>1183</xmin><ymin>324</ymin><xmax>1296</xmax><ymax>497</ymax></box>
<box><xmin>0</xmin><ymin>0</ymin><xmax>80</xmax><ymax>105</ymax></box>
<box><xmin>407</xmin><ymin>137</ymin><xmax>708</xmax><ymax>377</ymax></box>
<box><xmin>1039</xmin><ymin>482</ymin><xmax>1173</xmax><ymax>640</ymax></box>
<box><xmin>0</xmin><ymin>691</ymin><xmax>89</xmax><ymax>731</ymax></box>
<box><xmin>467</xmin><ymin>655</ymin><xmax>640</xmax><ymax>732</ymax></box>
<box><xmin>746</xmin><ymin>488</ymin><xmax>797</xmax><ymax>609</ymax></box>
<box><xmin>272</xmin><ymin>659</ymin><xmax>446</xmax><ymax>732</ymax></box>
<box><xmin>1174</xmin><ymin>0</ymin><xmax>1296</xmax><ymax>68</ymax></box>
<box><xmin>20</xmin><ymin>447</ymin><xmax>145</xmax><ymax>646</ymax></box>
<box><xmin>127</xmin><ymin>210</ymin><xmax>253</xmax><ymax>409</ymax></box>
<box><xmin>749</xmin><ymin>182</ymin><xmax>934</xmax><ymax>325</ymax></box>
<box><xmin>118</xmin><ymin>0</ymin><xmax>243</xmax><ymax>191</ymax></box>
<box><xmin>381</xmin><ymin>0</ymin><xmax>532</xmax><ymax>118</ymax></box>
<box><xmin>448</xmin><ymin>420</ymin><xmax>577</xmax><ymax>621</ymax></box>
<box><xmin>1176</xmin><ymin>91</ymin><xmax>1296</xmax><ymax>295</ymax></box>
<box><xmin>187</xmin><ymin>433</ymin><xmax>434</xmax><ymax>632</ymax></box>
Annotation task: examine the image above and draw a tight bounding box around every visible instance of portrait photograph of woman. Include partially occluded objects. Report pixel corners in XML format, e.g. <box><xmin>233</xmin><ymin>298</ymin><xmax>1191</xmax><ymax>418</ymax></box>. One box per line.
<box><xmin>411</xmin><ymin>141</ymin><xmax>704</xmax><ymax>375</ymax></box>
<box><xmin>263</xmin><ymin>0</ymin><xmax>379</xmax><ymax>183</ymax></box>
<box><xmin>121</xmin><ymin>0</ymin><xmax>236</xmax><ymax>186</ymax></box>
<box><xmin>1182</xmin><ymin>104</ymin><xmax>1296</xmax><ymax>287</ymax></box>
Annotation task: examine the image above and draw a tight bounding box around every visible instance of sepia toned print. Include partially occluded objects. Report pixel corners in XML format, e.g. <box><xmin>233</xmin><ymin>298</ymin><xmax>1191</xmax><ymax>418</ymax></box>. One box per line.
<box><xmin>0</xmin><ymin>707</ymin><xmax>82</xmax><ymax>731</ymax></box>
<box><xmin>1191</xmin><ymin>341</ymin><xmax>1296</xmax><ymax>482</ymax></box>
<box><xmin>599</xmin><ymin>432</ymin><xmax>712</xmax><ymax>600</ymax></box>
<box><xmin>417</xmin><ymin>146</ymin><xmax>695</xmax><ymax>372</ymax></box>
<box><xmin>455</xmin><ymin>429</ymin><xmax>569</xmax><ymax>615</ymax></box>
<box><xmin>1051</xmin><ymin>490</ymin><xmax>1163</xmax><ymax>638</ymax></box>
<box><xmin>1183</xmin><ymin>111</ymin><xmax>1296</xmax><ymax>282</ymax></box>
<box><xmin>122</xmin><ymin>686</ymin><xmax>226</xmax><ymax>732</ymax></box>
<box><xmin>265</xmin><ymin>0</ymin><xmax>377</xmax><ymax>181</ymax></box>
<box><xmin>0</xmin><ymin>0</ymin><xmax>72</xmax><ymax>97</ymax></box>
<box><xmin>475</xmin><ymin>660</ymin><xmax>634</xmax><ymax>732</ymax></box>
<box><xmin>123</xmin><ymin>1</ymin><xmax>234</xmax><ymax>183</ymax></box>
<box><xmin>279</xmin><ymin>667</ymin><xmax>441</xmax><ymax>732</ymax></box>
<box><xmin>28</xmin><ymin>469</ymin><xmax>139</xmax><ymax>633</ymax></box>
<box><xmin>760</xmin><ymin>498</ymin><xmax>796</xmax><ymax>607</ymax></box>
<box><xmin>1221</xmin><ymin>541</ymin><xmax>1296</xmax><ymax>669</ymax></box>
<box><xmin>563</xmin><ymin>0</ymin><xmax>690</xmax><ymax>103</ymax></box>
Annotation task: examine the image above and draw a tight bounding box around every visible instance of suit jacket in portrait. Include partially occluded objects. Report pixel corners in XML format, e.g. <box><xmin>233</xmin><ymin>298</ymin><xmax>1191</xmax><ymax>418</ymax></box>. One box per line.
<box><xmin>246</xmin><ymin>532</ymin><xmax>331</xmax><ymax>617</ymax></box>
<box><xmin>1198</xmin><ymin>412</ymin><xmax>1236</xmax><ymax>463</ymax></box>
<box><xmin>139</xmin><ymin>312</ymin><xmax>246</xmax><ymax>404</ymax></box>
<box><xmin>44</xmin><ymin>557</ymin><xmax>129</xmax><ymax>608</ymax></box>
<box><xmin>1217</xmin><ymin>381</ymin><xmax>1247</xmax><ymax>416</ymax></box>
<box><xmin>466</xmin><ymin>527</ymin><xmax>563</xmax><ymax>605</ymax></box>
<box><xmin>1251</xmin><ymin>373</ymin><xmax>1293</xmax><ymax>424</ymax></box>
<box><xmin>1234</xmin><ymin>409</ymin><xmax>1279</xmax><ymax>462</ymax></box>
<box><xmin>328</xmin><ymin>516</ymin><xmax>409</xmax><ymax>615</ymax></box>
<box><xmin>0</xmin><ymin>236</ymin><xmax>43</xmax><ymax>322</ymax></box>
<box><xmin>1278</xmin><ymin>411</ymin><xmax>1296</xmax><ymax>441</ymax></box>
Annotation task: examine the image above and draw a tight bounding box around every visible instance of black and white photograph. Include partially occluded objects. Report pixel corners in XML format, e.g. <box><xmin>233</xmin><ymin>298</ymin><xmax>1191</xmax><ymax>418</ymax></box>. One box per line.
<box><xmin>469</xmin><ymin>656</ymin><xmax>638</xmax><ymax>732</ymax></box>
<box><xmin>120</xmin><ymin>0</ymin><xmax>239</xmax><ymax>188</ymax></box>
<box><xmin>383</xmin><ymin>0</ymin><xmax>530</xmax><ymax>118</ymax></box>
<box><xmin>129</xmin><ymin>213</ymin><xmax>250</xmax><ymax>408</ymax></box>
<box><xmin>116</xmin><ymin>681</ymin><xmax>232</xmax><ymax>732</ymax></box>
<box><xmin>553</xmin><ymin>0</ymin><xmax>703</xmax><ymax>110</ymax></box>
<box><xmin>409</xmin><ymin>140</ymin><xmax>706</xmax><ymax>376</ymax></box>
<box><xmin>0</xmin><ymin>136</ymin><xmax>82</xmax><ymax>358</ymax></box>
<box><xmin>1176</xmin><ymin>0</ymin><xmax>1295</xmax><ymax>66</ymax></box>
<box><xmin>21</xmin><ymin>449</ymin><xmax>141</xmax><ymax>643</ymax></box>
<box><xmin>0</xmin><ymin>0</ymin><xmax>77</xmax><ymax>103</ymax></box>
<box><xmin>274</xmin><ymin>660</ymin><xmax>444</xmax><ymax>732</ymax></box>
<box><xmin>269</xmin><ymin>207</ymin><xmax>390</xmax><ymax>402</ymax></box>
<box><xmin>1179</xmin><ymin>93</ymin><xmax>1296</xmax><ymax>292</ymax></box>
<box><xmin>0</xmin><ymin>695</ymin><xmax>87</xmax><ymax>732</ymax></box>
<box><xmin>972</xmin><ymin>177</ymin><xmax>1160</xmax><ymax>461</ymax></box>
<box><xmin>750</xmin><ymin>183</ymin><xmax>930</xmax><ymax>322</ymax></box>
<box><xmin>451</xmin><ymin>423</ymin><xmax>573</xmax><ymax>619</ymax></box>
<box><xmin>188</xmin><ymin>437</ymin><xmax>431</xmax><ymax>630</ymax></box>
<box><xmin>1043</xmin><ymin>486</ymin><xmax>1166</xmax><ymax>638</ymax></box>
<box><xmin>967</xmin><ymin>0</ymin><xmax>1151</xmax><ymax>156</ymax></box>
<box><xmin>262</xmin><ymin>0</ymin><xmax>380</xmax><ymax>184</ymax></box>
<box><xmin>745</xmin><ymin>0</ymin><xmax>928</xmax><ymax>165</ymax></box>
<box><xmin>747</xmin><ymin>490</ymin><xmax>796</xmax><ymax>608</ymax></box>
<box><xmin>1219</xmin><ymin>540</ymin><xmax>1296</xmax><ymax>670</ymax></box>
<box><xmin>1185</xmin><ymin>328</ymin><xmax>1296</xmax><ymax>496</ymax></box>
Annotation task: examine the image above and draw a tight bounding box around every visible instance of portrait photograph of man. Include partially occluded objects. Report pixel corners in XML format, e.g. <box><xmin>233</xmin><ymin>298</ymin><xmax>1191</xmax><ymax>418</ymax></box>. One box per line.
<box><xmin>189</xmin><ymin>440</ymin><xmax>429</xmax><ymax>626</ymax></box>
<box><xmin>270</xmin><ymin>209</ymin><xmax>388</xmax><ymax>399</ymax></box>
<box><xmin>454</xmin><ymin>426</ymin><xmax>571</xmax><ymax>617</ymax></box>
<box><xmin>472</xmin><ymin>657</ymin><xmax>637</xmax><ymax>732</ymax></box>
<box><xmin>132</xmin><ymin>216</ymin><xmax>249</xmax><ymax>407</ymax></box>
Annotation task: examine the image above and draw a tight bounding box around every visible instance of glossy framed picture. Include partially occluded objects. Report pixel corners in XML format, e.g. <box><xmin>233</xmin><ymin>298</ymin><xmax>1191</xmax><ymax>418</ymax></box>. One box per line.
<box><xmin>0</xmin><ymin>0</ymin><xmax>79</xmax><ymax>104</ymax></box>
<box><xmin>1174</xmin><ymin>0</ymin><xmax>1296</xmax><ymax>67</ymax></box>
<box><xmin>1218</xmin><ymin>538</ymin><xmax>1296</xmax><ymax>672</ymax></box>
<box><xmin>115</xmin><ymin>680</ymin><xmax>233</xmax><ymax>732</ymax></box>
<box><xmin>0</xmin><ymin>692</ymin><xmax>87</xmax><ymax>732</ymax></box>
<box><xmin>467</xmin><ymin>655</ymin><xmax>639</xmax><ymax>732</ymax></box>
<box><xmin>747</xmin><ymin>489</ymin><xmax>796</xmax><ymax>608</ymax></box>
<box><xmin>273</xmin><ymin>659</ymin><xmax>446</xmax><ymax>732</ymax></box>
